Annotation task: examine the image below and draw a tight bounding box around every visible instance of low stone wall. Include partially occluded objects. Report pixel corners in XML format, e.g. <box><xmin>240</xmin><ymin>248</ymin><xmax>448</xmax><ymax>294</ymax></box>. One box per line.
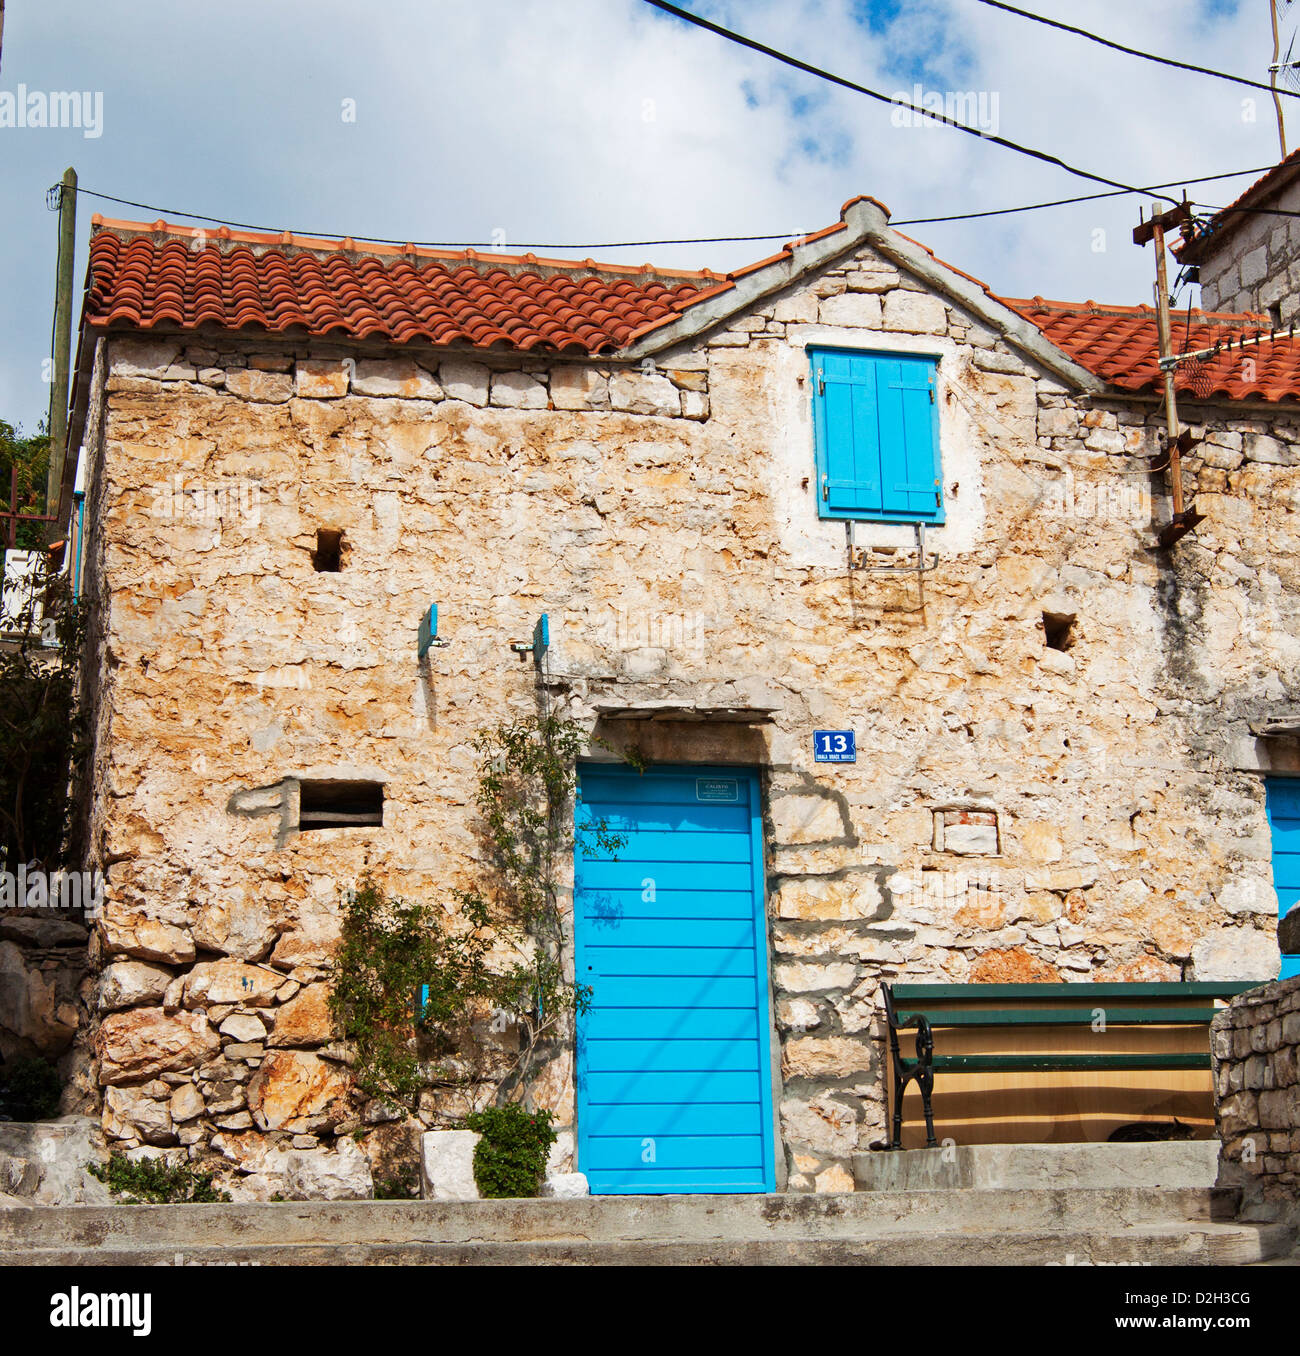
<box><xmin>1212</xmin><ymin>974</ymin><xmax>1300</xmax><ymax>1199</ymax></box>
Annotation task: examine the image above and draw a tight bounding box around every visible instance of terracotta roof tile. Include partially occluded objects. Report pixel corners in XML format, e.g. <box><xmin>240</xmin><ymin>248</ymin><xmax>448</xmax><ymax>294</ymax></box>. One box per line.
<box><xmin>998</xmin><ymin>297</ymin><xmax>1300</xmax><ymax>403</ymax></box>
<box><xmin>84</xmin><ymin>218</ymin><xmax>720</xmax><ymax>356</ymax></box>
<box><xmin>82</xmin><ymin>208</ymin><xmax>1300</xmax><ymax>402</ymax></box>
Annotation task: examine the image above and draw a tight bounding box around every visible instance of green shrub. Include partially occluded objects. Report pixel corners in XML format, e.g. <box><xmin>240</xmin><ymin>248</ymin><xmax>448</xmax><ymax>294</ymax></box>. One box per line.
<box><xmin>87</xmin><ymin>1151</ymin><xmax>231</xmax><ymax>1204</ymax></box>
<box><xmin>0</xmin><ymin>1056</ymin><xmax>62</xmax><ymax>1119</ymax></box>
<box><xmin>373</xmin><ymin>1169</ymin><xmax>420</xmax><ymax>1200</ymax></box>
<box><xmin>465</xmin><ymin>1104</ymin><xmax>556</xmax><ymax>1198</ymax></box>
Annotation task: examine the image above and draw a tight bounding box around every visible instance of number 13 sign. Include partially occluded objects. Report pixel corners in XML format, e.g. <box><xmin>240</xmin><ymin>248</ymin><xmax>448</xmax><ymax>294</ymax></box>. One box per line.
<box><xmin>814</xmin><ymin>730</ymin><xmax>856</xmax><ymax>763</ymax></box>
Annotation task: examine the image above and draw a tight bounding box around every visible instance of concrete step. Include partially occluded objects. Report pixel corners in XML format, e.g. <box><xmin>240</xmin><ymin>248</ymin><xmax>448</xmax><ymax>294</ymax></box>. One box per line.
<box><xmin>2</xmin><ymin>1220</ymin><xmax>1292</xmax><ymax>1267</ymax></box>
<box><xmin>0</xmin><ymin>1186</ymin><xmax>1251</xmax><ymax>1252</ymax></box>
<box><xmin>854</xmin><ymin>1140</ymin><xmax>1221</xmax><ymax>1192</ymax></box>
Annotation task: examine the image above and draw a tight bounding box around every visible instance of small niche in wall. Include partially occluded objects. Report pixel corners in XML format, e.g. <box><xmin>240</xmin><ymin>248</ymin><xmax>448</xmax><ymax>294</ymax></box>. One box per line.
<box><xmin>1042</xmin><ymin>611</ymin><xmax>1076</xmax><ymax>652</ymax></box>
<box><xmin>298</xmin><ymin>779</ymin><xmax>383</xmax><ymax>830</ymax></box>
<box><xmin>933</xmin><ymin>807</ymin><xmax>999</xmax><ymax>856</ymax></box>
<box><xmin>313</xmin><ymin>528</ymin><xmax>345</xmax><ymax>572</ymax></box>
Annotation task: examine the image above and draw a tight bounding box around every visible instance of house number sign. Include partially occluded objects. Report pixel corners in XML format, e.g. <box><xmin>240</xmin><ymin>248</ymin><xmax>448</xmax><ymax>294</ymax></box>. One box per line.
<box><xmin>814</xmin><ymin>730</ymin><xmax>856</xmax><ymax>763</ymax></box>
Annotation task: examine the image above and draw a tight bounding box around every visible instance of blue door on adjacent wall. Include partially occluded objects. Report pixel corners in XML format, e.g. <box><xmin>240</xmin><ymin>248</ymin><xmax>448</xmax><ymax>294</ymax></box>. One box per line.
<box><xmin>1266</xmin><ymin>779</ymin><xmax>1300</xmax><ymax>981</ymax></box>
<box><xmin>574</xmin><ymin>764</ymin><xmax>776</xmax><ymax>1194</ymax></box>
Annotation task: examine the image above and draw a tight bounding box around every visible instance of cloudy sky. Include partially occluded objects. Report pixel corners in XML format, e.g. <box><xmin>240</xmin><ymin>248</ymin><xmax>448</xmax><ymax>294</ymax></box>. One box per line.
<box><xmin>0</xmin><ymin>0</ymin><xmax>1292</xmax><ymax>437</ymax></box>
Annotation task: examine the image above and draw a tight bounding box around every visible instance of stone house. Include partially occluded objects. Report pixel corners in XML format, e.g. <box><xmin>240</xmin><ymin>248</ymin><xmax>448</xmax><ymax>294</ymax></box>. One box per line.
<box><xmin>1179</xmin><ymin>149</ymin><xmax>1300</xmax><ymax>324</ymax></box>
<box><xmin>51</xmin><ymin>191</ymin><xmax>1300</xmax><ymax>1196</ymax></box>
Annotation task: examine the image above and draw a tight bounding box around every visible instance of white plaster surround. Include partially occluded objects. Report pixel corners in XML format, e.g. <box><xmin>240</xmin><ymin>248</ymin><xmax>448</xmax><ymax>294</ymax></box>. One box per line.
<box><xmin>767</xmin><ymin>324</ymin><xmax>988</xmax><ymax>568</ymax></box>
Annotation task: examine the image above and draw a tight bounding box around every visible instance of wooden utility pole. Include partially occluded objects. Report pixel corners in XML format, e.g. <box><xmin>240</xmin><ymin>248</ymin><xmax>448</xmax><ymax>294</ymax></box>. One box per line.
<box><xmin>1134</xmin><ymin>199</ymin><xmax>1203</xmax><ymax>548</ymax></box>
<box><xmin>45</xmin><ymin>166</ymin><xmax>77</xmax><ymax>536</ymax></box>
<box><xmin>1271</xmin><ymin>0</ymin><xmax>1289</xmax><ymax>157</ymax></box>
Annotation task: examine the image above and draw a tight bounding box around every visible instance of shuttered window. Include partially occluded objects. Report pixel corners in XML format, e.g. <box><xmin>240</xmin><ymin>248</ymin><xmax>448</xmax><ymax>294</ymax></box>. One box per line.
<box><xmin>810</xmin><ymin>348</ymin><xmax>943</xmax><ymax>523</ymax></box>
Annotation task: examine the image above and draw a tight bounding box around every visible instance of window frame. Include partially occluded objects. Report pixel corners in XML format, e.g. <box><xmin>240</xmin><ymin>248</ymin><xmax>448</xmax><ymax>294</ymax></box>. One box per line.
<box><xmin>809</xmin><ymin>345</ymin><xmax>945</xmax><ymax>525</ymax></box>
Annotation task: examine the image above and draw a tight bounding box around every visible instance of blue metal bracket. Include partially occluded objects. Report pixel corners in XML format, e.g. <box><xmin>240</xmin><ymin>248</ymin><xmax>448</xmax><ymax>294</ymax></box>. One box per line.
<box><xmin>418</xmin><ymin>604</ymin><xmax>449</xmax><ymax>659</ymax></box>
<box><xmin>510</xmin><ymin>613</ymin><xmax>550</xmax><ymax>665</ymax></box>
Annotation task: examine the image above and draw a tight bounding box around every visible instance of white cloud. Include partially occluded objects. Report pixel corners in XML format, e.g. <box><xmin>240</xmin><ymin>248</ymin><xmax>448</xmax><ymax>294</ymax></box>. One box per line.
<box><xmin>0</xmin><ymin>0</ymin><xmax>1287</xmax><ymax>433</ymax></box>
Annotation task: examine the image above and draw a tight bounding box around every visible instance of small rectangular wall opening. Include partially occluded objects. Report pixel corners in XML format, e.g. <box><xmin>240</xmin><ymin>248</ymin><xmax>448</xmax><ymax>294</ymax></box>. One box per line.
<box><xmin>1042</xmin><ymin>611</ymin><xmax>1076</xmax><ymax>652</ymax></box>
<box><xmin>313</xmin><ymin>528</ymin><xmax>344</xmax><ymax>572</ymax></box>
<box><xmin>298</xmin><ymin>779</ymin><xmax>383</xmax><ymax>829</ymax></box>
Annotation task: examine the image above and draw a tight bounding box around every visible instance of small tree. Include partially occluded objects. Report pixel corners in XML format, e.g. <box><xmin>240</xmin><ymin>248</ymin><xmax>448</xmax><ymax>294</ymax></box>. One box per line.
<box><xmin>328</xmin><ymin>715</ymin><xmax>624</xmax><ymax>1108</ymax></box>
<box><xmin>0</xmin><ymin>568</ymin><xmax>86</xmax><ymax>869</ymax></box>
<box><xmin>327</xmin><ymin>877</ymin><xmax>499</xmax><ymax>1105</ymax></box>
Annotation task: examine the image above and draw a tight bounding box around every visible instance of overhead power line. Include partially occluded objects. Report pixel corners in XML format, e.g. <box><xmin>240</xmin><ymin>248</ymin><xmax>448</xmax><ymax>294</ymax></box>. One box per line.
<box><xmin>69</xmin><ymin>186</ymin><xmax>802</xmax><ymax>250</ymax></box>
<box><xmin>640</xmin><ymin>0</ymin><xmax>1182</xmax><ymax>202</ymax></box>
<box><xmin>966</xmin><ymin>0</ymin><xmax>1300</xmax><ymax>101</ymax></box>
<box><xmin>894</xmin><ymin>166</ymin><xmax>1275</xmax><ymax>226</ymax></box>
<box><xmin>64</xmin><ymin>166</ymin><xmax>1274</xmax><ymax>254</ymax></box>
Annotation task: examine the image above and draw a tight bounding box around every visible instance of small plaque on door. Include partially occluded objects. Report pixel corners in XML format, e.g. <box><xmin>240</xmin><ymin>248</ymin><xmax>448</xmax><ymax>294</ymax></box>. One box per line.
<box><xmin>697</xmin><ymin>778</ymin><xmax>740</xmax><ymax>802</ymax></box>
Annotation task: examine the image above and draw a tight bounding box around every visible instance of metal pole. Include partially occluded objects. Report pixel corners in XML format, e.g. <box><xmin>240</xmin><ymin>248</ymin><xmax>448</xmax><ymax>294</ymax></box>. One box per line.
<box><xmin>1150</xmin><ymin>206</ymin><xmax>1185</xmax><ymax>519</ymax></box>
<box><xmin>45</xmin><ymin>165</ymin><xmax>76</xmax><ymax>536</ymax></box>
<box><xmin>1271</xmin><ymin>0</ymin><xmax>1288</xmax><ymax>158</ymax></box>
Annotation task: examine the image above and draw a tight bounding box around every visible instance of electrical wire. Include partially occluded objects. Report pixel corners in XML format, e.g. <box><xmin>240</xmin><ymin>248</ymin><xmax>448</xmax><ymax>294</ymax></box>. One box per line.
<box><xmin>69</xmin><ymin>185</ymin><xmax>806</xmax><ymax>250</ymax></box>
<box><xmin>893</xmin><ymin>167</ymin><xmax>1275</xmax><ymax>226</ymax></box>
<box><xmin>640</xmin><ymin>0</ymin><xmax>1183</xmax><ymax>201</ymax></box>
<box><xmin>67</xmin><ymin>167</ymin><xmax>1274</xmax><ymax>250</ymax></box>
<box><xmin>965</xmin><ymin>0</ymin><xmax>1300</xmax><ymax>101</ymax></box>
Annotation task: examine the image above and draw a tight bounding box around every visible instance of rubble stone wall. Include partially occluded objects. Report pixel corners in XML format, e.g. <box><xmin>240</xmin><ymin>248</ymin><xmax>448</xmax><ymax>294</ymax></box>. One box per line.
<box><xmin>1213</xmin><ymin>973</ymin><xmax>1300</xmax><ymax>1200</ymax></box>
<box><xmin>79</xmin><ymin>237</ymin><xmax>1299</xmax><ymax>1194</ymax></box>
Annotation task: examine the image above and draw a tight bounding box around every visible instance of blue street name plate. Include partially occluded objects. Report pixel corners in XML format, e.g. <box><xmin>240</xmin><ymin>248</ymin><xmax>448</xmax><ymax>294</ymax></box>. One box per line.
<box><xmin>814</xmin><ymin>730</ymin><xmax>856</xmax><ymax>763</ymax></box>
<box><xmin>697</xmin><ymin>778</ymin><xmax>740</xmax><ymax>802</ymax></box>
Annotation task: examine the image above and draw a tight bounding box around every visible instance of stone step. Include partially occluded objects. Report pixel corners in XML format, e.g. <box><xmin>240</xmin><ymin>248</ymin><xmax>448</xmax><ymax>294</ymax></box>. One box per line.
<box><xmin>2</xmin><ymin>1220</ymin><xmax>1292</xmax><ymax>1267</ymax></box>
<box><xmin>854</xmin><ymin>1140</ymin><xmax>1222</xmax><ymax>1192</ymax></box>
<box><xmin>0</xmin><ymin>1186</ymin><xmax>1252</xmax><ymax>1249</ymax></box>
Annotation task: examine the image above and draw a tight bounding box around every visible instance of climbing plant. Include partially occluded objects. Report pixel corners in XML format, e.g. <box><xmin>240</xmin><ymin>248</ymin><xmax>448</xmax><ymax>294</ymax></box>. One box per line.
<box><xmin>327</xmin><ymin>877</ymin><xmax>498</xmax><ymax>1106</ymax></box>
<box><xmin>329</xmin><ymin>714</ymin><xmax>624</xmax><ymax>1106</ymax></box>
<box><xmin>454</xmin><ymin>713</ymin><xmax>624</xmax><ymax>1087</ymax></box>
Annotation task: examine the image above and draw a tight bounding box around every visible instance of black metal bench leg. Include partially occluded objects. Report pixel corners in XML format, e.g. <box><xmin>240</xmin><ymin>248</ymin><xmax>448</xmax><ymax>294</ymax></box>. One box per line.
<box><xmin>889</xmin><ymin>1068</ymin><xmax>906</xmax><ymax>1151</ymax></box>
<box><xmin>918</xmin><ymin>1068</ymin><xmax>937</xmax><ymax>1149</ymax></box>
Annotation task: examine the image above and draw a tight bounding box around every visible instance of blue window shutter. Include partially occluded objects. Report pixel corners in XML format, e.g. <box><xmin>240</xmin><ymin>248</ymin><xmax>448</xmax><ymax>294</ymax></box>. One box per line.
<box><xmin>812</xmin><ymin>349</ymin><xmax>942</xmax><ymax>522</ymax></box>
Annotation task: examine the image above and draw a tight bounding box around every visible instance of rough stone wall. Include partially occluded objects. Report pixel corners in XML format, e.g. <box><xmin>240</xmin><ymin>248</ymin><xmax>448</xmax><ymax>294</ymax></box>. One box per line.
<box><xmin>1198</xmin><ymin>177</ymin><xmax>1300</xmax><ymax>321</ymax></box>
<box><xmin>79</xmin><ymin>237</ymin><xmax>1298</xmax><ymax>1194</ymax></box>
<box><xmin>1212</xmin><ymin>973</ymin><xmax>1300</xmax><ymax>1200</ymax></box>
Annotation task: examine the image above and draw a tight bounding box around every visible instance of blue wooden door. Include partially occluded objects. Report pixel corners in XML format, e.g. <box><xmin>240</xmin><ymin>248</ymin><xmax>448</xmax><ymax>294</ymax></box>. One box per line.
<box><xmin>1266</xmin><ymin>779</ymin><xmax>1300</xmax><ymax>980</ymax></box>
<box><xmin>574</xmin><ymin>764</ymin><xmax>775</xmax><ymax>1194</ymax></box>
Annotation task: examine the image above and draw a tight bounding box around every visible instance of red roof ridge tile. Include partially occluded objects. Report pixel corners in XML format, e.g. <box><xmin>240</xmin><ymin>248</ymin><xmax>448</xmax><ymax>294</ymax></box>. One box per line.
<box><xmin>998</xmin><ymin>294</ymin><xmax>1273</xmax><ymax>327</ymax></box>
<box><xmin>88</xmin><ymin>213</ymin><xmax>720</xmax><ymax>286</ymax></box>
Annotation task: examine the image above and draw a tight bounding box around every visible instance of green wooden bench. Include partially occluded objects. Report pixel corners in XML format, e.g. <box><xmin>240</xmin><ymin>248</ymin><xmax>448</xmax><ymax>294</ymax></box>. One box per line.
<box><xmin>879</xmin><ymin>981</ymin><xmax>1256</xmax><ymax>1150</ymax></box>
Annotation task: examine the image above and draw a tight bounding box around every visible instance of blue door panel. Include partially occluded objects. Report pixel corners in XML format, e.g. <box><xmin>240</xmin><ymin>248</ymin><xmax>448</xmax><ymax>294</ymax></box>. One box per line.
<box><xmin>581</xmin><ymin>802</ymin><xmax>752</xmax><ymax>834</ymax></box>
<box><xmin>585</xmin><ymin>1069</ymin><xmax>763</xmax><ymax>1105</ymax></box>
<box><xmin>576</xmin><ymin>763</ymin><xmax>775</xmax><ymax>1195</ymax></box>
<box><xmin>579</xmin><ymin>887</ymin><xmax>756</xmax><ymax>921</ymax></box>
<box><xmin>578</xmin><ymin>860</ymin><xmax>754</xmax><ymax>891</ymax></box>
<box><xmin>584</xmin><ymin>976</ymin><xmax>759</xmax><ymax>1008</ymax></box>
<box><xmin>584</xmin><ymin>1039</ymin><xmax>762</xmax><ymax>1073</ymax></box>
<box><xmin>584</xmin><ymin>1103</ymin><xmax>761</xmax><ymax>1136</ymax></box>
<box><xmin>583</xmin><ymin>829</ymin><xmax>753</xmax><ymax>864</ymax></box>
<box><xmin>1267</xmin><ymin>779</ymin><xmax>1300</xmax><ymax>980</ymax></box>
<box><xmin>591</xmin><ymin>1167</ymin><xmax>773</xmax><ymax>1194</ymax></box>
<box><xmin>578</xmin><ymin>919</ymin><xmax>755</xmax><ymax>949</ymax></box>
<box><xmin>579</xmin><ymin>773</ymin><xmax>751</xmax><ymax>805</ymax></box>
<box><xmin>583</xmin><ymin>1007</ymin><xmax>761</xmax><ymax>1040</ymax></box>
<box><xmin>583</xmin><ymin>1136</ymin><xmax>765</xmax><ymax>1171</ymax></box>
<box><xmin>587</xmin><ymin>946</ymin><xmax>756</xmax><ymax>978</ymax></box>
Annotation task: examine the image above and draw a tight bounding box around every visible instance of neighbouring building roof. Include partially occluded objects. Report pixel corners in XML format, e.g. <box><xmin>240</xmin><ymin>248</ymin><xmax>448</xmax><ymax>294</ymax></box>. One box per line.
<box><xmin>80</xmin><ymin>205</ymin><xmax>1300</xmax><ymax>402</ymax></box>
<box><xmin>999</xmin><ymin>298</ymin><xmax>1300</xmax><ymax>405</ymax></box>
<box><xmin>1177</xmin><ymin>150</ymin><xmax>1300</xmax><ymax>265</ymax></box>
